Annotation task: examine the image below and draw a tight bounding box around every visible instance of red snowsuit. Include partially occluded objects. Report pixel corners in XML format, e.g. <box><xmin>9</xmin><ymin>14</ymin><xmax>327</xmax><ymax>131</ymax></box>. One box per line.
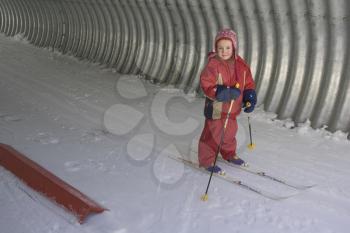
<box><xmin>198</xmin><ymin>55</ymin><xmax>255</xmax><ymax>167</ymax></box>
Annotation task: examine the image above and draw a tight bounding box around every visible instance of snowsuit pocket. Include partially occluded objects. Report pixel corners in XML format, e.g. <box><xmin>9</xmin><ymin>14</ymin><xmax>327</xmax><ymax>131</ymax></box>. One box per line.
<box><xmin>204</xmin><ymin>97</ymin><xmax>222</xmax><ymax>120</ymax></box>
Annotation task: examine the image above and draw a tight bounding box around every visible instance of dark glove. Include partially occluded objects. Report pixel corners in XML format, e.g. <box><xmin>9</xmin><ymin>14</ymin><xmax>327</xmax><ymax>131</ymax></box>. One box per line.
<box><xmin>242</xmin><ymin>89</ymin><xmax>257</xmax><ymax>113</ymax></box>
<box><xmin>216</xmin><ymin>85</ymin><xmax>241</xmax><ymax>102</ymax></box>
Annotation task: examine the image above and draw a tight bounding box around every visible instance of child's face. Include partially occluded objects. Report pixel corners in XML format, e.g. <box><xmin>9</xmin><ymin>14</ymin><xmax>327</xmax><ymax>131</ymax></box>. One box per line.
<box><xmin>216</xmin><ymin>39</ymin><xmax>234</xmax><ymax>60</ymax></box>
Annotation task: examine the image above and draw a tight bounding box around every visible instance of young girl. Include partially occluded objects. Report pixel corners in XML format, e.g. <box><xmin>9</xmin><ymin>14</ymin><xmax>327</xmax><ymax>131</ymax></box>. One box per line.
<box><xmin>198</xmin><ymin>29</ymin><xmax>257</xmax><ymax>173</ymax></box>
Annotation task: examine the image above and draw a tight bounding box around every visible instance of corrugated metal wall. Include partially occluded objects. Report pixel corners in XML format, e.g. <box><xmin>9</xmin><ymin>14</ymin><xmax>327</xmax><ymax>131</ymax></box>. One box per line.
<box><xmin>0</xmin><ymin>0</ymin><xmax>349</xmax><ymax>135</ymax></box>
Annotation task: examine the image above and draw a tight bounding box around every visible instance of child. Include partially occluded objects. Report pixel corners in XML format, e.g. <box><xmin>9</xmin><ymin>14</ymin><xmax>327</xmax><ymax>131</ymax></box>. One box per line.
<box><xmin>198</xmin><ymin>29</ymin><xmax>257</xmax><ymax>173</ymax></box>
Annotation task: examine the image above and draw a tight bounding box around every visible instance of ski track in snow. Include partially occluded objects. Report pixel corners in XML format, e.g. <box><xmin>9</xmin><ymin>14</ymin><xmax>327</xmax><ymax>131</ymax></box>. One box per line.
<box><xmin>1</xmin><ymin>33</ymin><xmax>350</xmax><ymax>233</ymax></box>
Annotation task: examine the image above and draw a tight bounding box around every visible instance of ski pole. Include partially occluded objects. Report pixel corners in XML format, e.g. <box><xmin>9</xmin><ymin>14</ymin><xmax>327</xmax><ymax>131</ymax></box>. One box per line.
<box><xmin>201</xmin><ymin>82</ymin><xmax>240</xmax><ymax>202</ymax></box>
<box><xmin>246</xmin><ymin>106</ymin><xmax>256</xmax><ymax>150</ymax></box>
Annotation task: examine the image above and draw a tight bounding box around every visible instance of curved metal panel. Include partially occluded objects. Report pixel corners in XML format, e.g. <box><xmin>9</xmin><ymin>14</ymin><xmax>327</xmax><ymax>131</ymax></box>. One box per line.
<box><xmin>126</xmin><ymin>0</ymin><xmax>144</xmax><ymax>73</ymax></box>
<box><xmin>186</xmin><ymin>0</ymin><xmax>207</xmax><ymax>94</ymax></box>
<box><xmin>119</xmin><ymin>0</ymin><xmax>137</xmax><ymax>73</ymax></box>
<box><xmin>153</xmin><ymin>0</ymin><xmax>175</xmax><ymax>83</ymax></box>
<box><xmin>0</xmin><ymin>0</ymin><xmax>349</xmax><ymax>135</ymax></box>
<box><xmin>99</xmin><ymin>0</ymin><xmax>117</xmax><ymax>66</ymax></box>
<box><xmin>1</xmin><ymin>0</ymin><xmax>11</xmax><ymax>34</ymax></box>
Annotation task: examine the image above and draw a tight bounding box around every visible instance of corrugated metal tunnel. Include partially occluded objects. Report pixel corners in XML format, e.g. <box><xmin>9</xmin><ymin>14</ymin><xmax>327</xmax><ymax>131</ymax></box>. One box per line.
<box><xmin>0</xmin><ymin>0</ymin><xmax>349</xmax><ymax>136</ymax></box>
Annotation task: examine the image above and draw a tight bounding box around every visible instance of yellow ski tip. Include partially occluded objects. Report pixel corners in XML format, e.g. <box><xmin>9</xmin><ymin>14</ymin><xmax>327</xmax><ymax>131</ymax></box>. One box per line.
<box><xmin>201</xmin><ymin>194</ymin><xmax>209</xmax><ymax>201</ymax></box>
<box><xmin>247</xmin><ymin>143</ymin><xmax>256</xmax><ymax>150</ymax></box>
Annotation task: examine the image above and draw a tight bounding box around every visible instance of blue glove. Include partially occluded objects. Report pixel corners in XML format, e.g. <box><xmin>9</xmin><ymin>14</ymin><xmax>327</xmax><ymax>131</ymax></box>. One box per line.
<box><xmin>242</xmin><ymin>89</ymin><xmax>257</xmax><ymax>113</ymax></box>
<box><xmin>216</xmin><ymin>85</ymin><xmax>241</xmax><ymax>102</ymax></box>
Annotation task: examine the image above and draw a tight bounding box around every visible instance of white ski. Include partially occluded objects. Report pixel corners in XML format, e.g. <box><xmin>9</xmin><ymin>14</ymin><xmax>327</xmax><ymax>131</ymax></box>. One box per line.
<box><xmin>217</xmin><ymin>157</ymin><xmax>315</xmax><ymax>190</ymax></box>
<box><xmin>169</xmin><ymin>156</ymin><xmax>295</xmax><ymax>200</ymax></box>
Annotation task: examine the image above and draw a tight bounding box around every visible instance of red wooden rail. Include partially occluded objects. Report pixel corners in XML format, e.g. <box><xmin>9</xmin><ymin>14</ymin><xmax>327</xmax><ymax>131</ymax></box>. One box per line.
<box><xmin>0</xmin><ymin>143</ymin><xmax>107</xmax><ymax>223</ymax></box>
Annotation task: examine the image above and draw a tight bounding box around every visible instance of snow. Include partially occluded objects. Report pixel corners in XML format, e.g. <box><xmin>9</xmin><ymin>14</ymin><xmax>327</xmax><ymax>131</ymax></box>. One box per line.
<box><xmin>1</xmin><ymin>33</ymin><xmax>350</xmax><ymax>233</ymax></box>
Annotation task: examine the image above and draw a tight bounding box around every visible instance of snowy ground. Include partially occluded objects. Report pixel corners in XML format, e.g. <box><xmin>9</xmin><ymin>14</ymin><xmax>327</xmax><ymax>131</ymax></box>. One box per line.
<box><xmin>1</xmin><ymin>33</ymin><xmax>350</xmax><ymax>233</ymax></box>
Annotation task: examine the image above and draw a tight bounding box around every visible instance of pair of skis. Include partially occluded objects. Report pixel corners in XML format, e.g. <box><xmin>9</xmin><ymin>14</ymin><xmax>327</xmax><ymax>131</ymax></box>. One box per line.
<box><xmin>169</xmin><ymin>156</ymin><xmax>315</xmax><ymax>200</ymax></box>
<box><xmin>217</xmin><ymin>157</ymin><xmax>315</xmax><ymax>190</ymax></box>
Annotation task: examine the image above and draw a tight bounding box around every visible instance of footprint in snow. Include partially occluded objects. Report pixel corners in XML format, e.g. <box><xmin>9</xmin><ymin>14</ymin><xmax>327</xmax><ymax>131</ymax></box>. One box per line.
<box><xmin>27</xmin><ymin>132</ymin><xmax>60</xmax><ymax>145</ymax></box>
<box><xmin>80</xmin><ymin>129</ymin><xmax>103</xmax><ymax>143</ymax></box>
<box><xmin>0</xmin><ymin>113</ymin><xmax>22</xmax><ymax>122</ymax></box>
<box><xmin>64</xmin><ymin>161</ymin><xmax>82</xmax><ymax>172</ymax></box>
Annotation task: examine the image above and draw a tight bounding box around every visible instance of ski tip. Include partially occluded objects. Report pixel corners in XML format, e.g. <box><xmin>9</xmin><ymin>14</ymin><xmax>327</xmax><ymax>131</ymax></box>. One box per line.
<box><xmin>201</xmin><ymin>194</ymin><xmax>209</xmax><ymax>202</ymax></box>
<box><xmin>262</xmin><ymin>192</ymin><xmax>298</xmax><ymax>201</ymax></box>
<box><xmin>273</xmin><ymin>195</ymin><xmax>294</xmax><ymax>201</ymax></box>
<box><xmin>298</xmin><ymin>184</ymin><xmax>317</xmax><ymax>190</ymax></box>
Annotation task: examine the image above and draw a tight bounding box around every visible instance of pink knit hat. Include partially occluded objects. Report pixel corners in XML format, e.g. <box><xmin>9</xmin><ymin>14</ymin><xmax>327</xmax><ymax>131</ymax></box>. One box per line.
<box><xmin>211</xmin><ymin>28</ymin><xmax>238</xmax><ymax>57</ymax></box>
<box><xmin>208</xmin><ymin>28</ymin><xmax>238</xmax><ymax>59</ymax></box>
